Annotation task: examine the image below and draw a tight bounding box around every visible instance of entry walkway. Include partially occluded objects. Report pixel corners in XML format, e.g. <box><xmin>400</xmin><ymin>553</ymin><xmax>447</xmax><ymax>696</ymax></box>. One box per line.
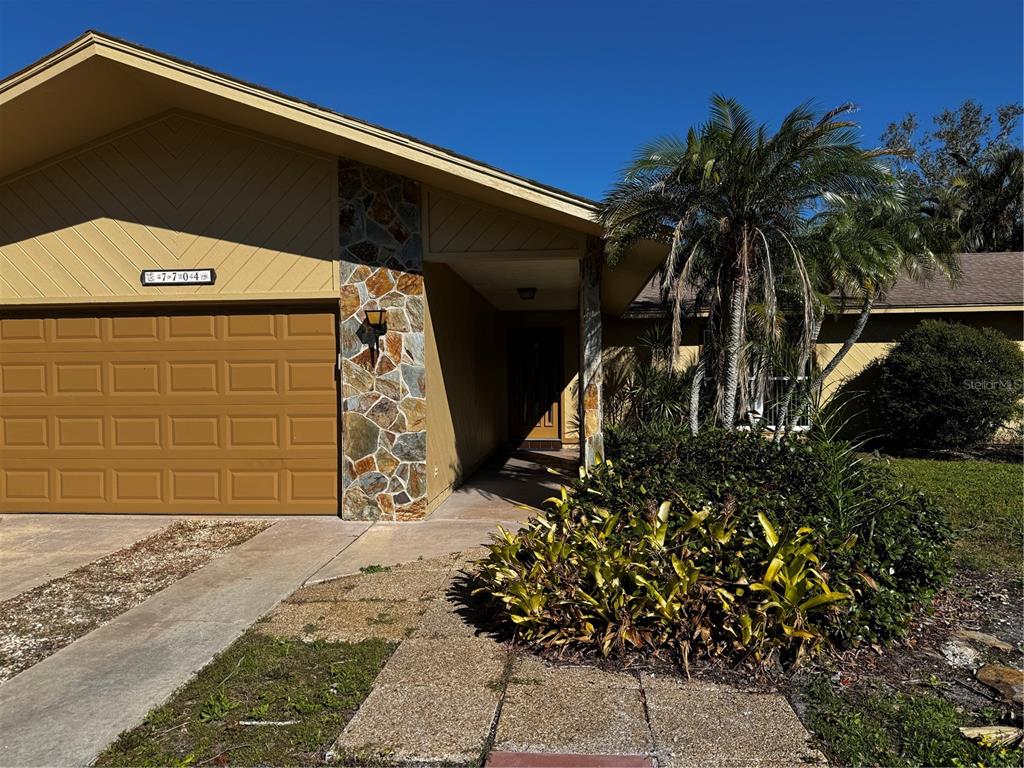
<box><xmin>324</xmin><ymin>552</ymin><xmax>826</xmax><ymax>767</ymax></box>
<box><xmin>304</xmin><ymin>449</ymin><xmax>574</xmax><ymax>584</ymax></box>
<box><xmin>429</xmin><ymin>447</ymin><xmax>578</xmax><ymax>521</ymax></box>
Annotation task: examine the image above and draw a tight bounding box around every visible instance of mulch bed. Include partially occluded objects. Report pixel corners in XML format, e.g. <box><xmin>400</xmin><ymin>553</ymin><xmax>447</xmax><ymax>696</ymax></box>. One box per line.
<box><xmin>0</xmin><ymin>520</ymin><xmax>269</xmax><ymax>682</ymax></box>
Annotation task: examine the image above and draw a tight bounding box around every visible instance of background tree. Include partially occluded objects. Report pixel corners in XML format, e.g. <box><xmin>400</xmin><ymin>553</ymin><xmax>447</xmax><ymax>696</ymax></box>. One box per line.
<box><xmin>881</xmin><ymin>100</ymin><xmax>1023</xmax><ymax>251</ymax></box>
<box><xmin>773</xmin><ymin>192</ymin><xmax>961</xmax><ymax>439</ymax></box>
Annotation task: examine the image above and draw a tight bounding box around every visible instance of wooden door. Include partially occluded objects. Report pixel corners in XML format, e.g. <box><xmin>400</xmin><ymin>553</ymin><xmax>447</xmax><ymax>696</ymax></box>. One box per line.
<box><xmin>508</xmin><ymin>328</ymin><xmax>562</xmax><ymax>443</ymax></box>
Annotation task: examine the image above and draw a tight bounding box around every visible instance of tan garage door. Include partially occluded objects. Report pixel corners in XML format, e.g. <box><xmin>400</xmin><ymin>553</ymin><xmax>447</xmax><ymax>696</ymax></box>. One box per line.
<box><xmin>0</xmin><ymin>308</ymin><xmax>338</xmax><ymax>514</ymax></box>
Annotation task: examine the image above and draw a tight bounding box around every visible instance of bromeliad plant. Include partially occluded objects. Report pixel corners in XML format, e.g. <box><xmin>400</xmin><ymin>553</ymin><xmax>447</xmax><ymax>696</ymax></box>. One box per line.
<box><xmin>474</xmin><ymin>463</ymin><xmax>850</xmax><ymax>669</ymax></box>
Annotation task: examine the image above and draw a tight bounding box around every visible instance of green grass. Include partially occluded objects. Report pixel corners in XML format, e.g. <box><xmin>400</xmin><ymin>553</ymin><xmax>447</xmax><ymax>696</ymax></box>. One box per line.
<box><xmin>798</xmin><ymin>457</ymin><xmax>1023</xmax><ymax>767</ymax></box>
<box><xmin>95</xmin><ymin>632</ymin><xmax>395</xmax><ymax>767</ymax></box>
<box><xmin>800</xmin><ymin>675</ymin><xmax>1023</xmax><ymax>768</ymax></box>
<box><xmin>888</xmin><ymin>457</ymin><xmax>1023</xmax><ymax>573</ymax></box>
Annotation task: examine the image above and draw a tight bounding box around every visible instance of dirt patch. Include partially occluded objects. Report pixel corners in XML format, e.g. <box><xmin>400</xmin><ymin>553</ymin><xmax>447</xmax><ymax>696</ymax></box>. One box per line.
<box><xmin>799</xmin><ymin>569</ymin><xmax>1023</xmax><ymax>710</ymax></box>
<box><xmin>259</xmin><ymin>555</ymin><xmax>461</xmax><ymax>643</ymax></box>
<box><xmin>0</xmin><ymin>520</ymin><xmax>269</xmax><ymax>682</ymax></box>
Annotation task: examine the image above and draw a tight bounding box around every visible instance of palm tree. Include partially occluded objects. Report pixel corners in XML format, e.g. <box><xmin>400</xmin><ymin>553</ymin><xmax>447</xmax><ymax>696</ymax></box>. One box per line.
<box><xmin>771</xmin><ymin>192</ymin><xmax>961</xmax><ymax>439</ymax></box>
<box><xmin>600</xmin><ymin>97</ymin><xmax>893</xmax><ymax>431</ymax></box>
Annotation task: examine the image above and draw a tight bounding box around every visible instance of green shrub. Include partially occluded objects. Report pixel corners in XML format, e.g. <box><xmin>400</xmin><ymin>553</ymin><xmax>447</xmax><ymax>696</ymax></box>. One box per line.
<box><xmin>475</xmin><ymin>467</ymin><xmax>850</xmax><ymax>667</ymax></box>
<box><xmin>871</xmin><ymin>320</ymin><xmax>1023</xmax><ymax>453</ymax></box>
<box><xmin>602</xmin><ymin>424</ymin><xmax>952</xmax><ymax>646</ymax></box>
<box><xmin>474</xmin><ymin>424</ymin><xmax>952</xmax><ymax>664</ymax></box>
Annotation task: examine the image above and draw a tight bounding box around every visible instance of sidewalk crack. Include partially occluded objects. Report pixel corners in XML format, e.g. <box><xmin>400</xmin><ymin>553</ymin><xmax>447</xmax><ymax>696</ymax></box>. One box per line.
<box><xmin>476</xmin><ymin>644</ymin><xmax>516</xmax><ymax>768</ymax></box>
<box><xmin>638</xmin><ymin>672</ymin><xmax>661</xmax><ymax>767</ymax></box>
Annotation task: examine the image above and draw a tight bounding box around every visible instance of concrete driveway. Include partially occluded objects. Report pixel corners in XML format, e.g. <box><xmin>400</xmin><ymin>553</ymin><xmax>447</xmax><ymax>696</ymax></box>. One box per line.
<box><xmin>0</xmin><ymin>508</ymin><xmax>527</xmax><ymax>767</ymax></box>
<box><xmin>0</xmin><ymin>515</ymin><xmax>172</xmax><ymax>601</ymax></box>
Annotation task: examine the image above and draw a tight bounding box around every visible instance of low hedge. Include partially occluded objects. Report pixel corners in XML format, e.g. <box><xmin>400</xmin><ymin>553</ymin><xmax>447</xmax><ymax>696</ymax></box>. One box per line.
<box><xmin>473</xmin><ymin>425</ymin><xmax>952</xmax><ymax>666</ymax></box>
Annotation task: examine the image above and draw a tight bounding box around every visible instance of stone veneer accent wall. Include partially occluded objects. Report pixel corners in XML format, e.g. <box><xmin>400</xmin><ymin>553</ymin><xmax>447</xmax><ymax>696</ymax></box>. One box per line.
<box><xmin>338</xmin><ymin>160</ymin><xmax>427</xmax><ymax>520</ymax></box>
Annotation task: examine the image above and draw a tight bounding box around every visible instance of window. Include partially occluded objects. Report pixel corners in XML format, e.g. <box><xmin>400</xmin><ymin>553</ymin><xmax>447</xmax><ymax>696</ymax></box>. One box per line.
<box><xmin>749</xmin><ymin>374</ymin><xmax>814</xmax><ymax>431</ymax></box>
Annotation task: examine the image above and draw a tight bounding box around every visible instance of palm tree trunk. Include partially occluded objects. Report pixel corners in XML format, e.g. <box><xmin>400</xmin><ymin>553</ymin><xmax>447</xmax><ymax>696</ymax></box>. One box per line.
<box><xmin>808</xmin><ymin>292</ymin><xmax>875</xmax><ymax>393</ymax></box>
<box><xmin>721</xmin><ymin>276</ymin><xmax>745</xmax><ymax>430</ymax></box>
<box><xmin>777</xmin><ymin>291</ymin><xmax>876</xmax><ymax>438</ymax></box>
<box><xmin>666</xmin><ymin>219</ymin><xmax>685</xmax><ymax>371</ymax></box>
<box><xmin>689</xmin><ymin>349</ymin><xmax>705</xmax><ymax>435</ymax></box>
<box><xmin>670</xmin><ymin>278</ymin><xmax>684</xmax><ymax>371</ymax></box>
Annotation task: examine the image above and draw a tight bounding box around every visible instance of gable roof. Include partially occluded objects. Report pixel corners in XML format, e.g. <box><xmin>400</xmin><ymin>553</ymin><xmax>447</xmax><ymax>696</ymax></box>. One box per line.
<box><xmin>0</xmin><ymin>30</ymin><xmax>600</xmax><ymax>231</ymax></box>
<box><xmin>626</xmin><ymin>251</ymin><xmax>1024</xmax><ymax>318</ymax></box>
<box><xmin>0</xmin><ymin>31</ymin><xmax>667</xmax><ymax>316</ymax></box>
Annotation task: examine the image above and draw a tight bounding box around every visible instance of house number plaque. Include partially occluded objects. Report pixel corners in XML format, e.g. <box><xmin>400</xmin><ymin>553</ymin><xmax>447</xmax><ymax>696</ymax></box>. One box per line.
<box><xmin>141</xmin><ymin>269</ymin><xmax>216</xmax><ymax>286</ymax></box>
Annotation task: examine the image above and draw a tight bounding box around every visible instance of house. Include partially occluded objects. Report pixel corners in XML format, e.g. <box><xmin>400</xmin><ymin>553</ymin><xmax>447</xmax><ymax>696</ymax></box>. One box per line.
<box><xmin>0</xmin><ymin>32</ymin><xmax>664</xmax><ymax>519</ymax></box>
<box><xmin>619</xmin><ymin>250</ymin><xmax>1024</xmax><ymax>414</ymax></box>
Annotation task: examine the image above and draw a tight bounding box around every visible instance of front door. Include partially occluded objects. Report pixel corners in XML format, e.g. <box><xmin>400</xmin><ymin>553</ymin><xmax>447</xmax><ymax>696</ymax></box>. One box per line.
<box><xmin>508</xmin><ymin>328</ymin><xmax>562</xmax><ymax>445</ymax></box>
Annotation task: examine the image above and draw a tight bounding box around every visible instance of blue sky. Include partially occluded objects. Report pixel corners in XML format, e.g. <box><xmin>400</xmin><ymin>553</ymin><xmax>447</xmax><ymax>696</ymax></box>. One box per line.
<box><xmin>1</xmin><ymin>0</ymin><xmax>1021</xmax><ymax>200</ymax></box>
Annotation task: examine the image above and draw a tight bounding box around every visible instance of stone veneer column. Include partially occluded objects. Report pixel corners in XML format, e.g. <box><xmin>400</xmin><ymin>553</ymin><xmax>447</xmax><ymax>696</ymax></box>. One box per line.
<box><xmin>337</xmin><ymin>160</ymin><xmax>427</xmax><ymax>520</ymax></box>
<box><xmin>579</xmin><ymin>237</ymin><xmax>604</xmax><ymax>466</ymax></box>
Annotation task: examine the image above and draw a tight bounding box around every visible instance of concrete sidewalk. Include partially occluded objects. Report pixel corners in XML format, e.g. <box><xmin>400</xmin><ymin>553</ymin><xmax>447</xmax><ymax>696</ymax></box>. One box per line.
<box><xmin>321</xmin><ymin>555</ymin><xmax>826</xmax><ymax>767</ymax></box>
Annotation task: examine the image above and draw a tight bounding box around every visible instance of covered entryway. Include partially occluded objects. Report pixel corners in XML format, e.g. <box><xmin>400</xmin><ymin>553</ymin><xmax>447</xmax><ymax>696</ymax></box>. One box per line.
<box><xmin>0</xmin><ymin>306</ymin><xmax>339</xmax><ymax>514</ymax></box>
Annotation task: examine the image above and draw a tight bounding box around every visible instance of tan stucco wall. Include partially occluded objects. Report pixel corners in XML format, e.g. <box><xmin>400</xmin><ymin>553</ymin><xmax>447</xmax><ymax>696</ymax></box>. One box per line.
<box><xmin>424</xmin><ymin>263</ymin><xmax>504</xmax><ymax>510</ymax></box>
<box><xmin>609</xmin><ymin>310</ymin><xmax>1024</xmax><ymax>401</ymax></box>
<box><xmin>0</xmin><ymin>112</ymin><xmax>338</xmax><ymax>304</ymax></box>
<box><xmin>817</xmin><ymin>311</ymin><xmax>1024</xmax><ymax>398</ymax></box>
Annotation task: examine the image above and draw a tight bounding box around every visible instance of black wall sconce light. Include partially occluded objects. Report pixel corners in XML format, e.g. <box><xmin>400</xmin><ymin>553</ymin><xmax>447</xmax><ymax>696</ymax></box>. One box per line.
<box><xmin>517</xmin><ymin>287</ymin><xmax>537</xmax><ymax>300</ymax></box>
<box><xmin>363</xmin><ymin>308</ymin><xmax>388</xmax><ymax>364</ymax></box>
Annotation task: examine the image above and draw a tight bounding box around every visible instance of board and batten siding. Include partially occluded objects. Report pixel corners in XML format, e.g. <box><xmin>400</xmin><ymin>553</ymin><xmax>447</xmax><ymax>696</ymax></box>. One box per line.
<box><xmin>0</xmin><ymin>112</ymin><xmax>338</xmax><ymax>304</ymax></box>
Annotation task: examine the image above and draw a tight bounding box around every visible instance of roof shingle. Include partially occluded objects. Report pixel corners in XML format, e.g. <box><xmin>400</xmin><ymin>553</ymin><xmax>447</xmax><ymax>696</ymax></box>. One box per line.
<box><xmin>626</xmin><ymin>251</ymin><xmax>1023</xmax><ymax>317</ymax></box>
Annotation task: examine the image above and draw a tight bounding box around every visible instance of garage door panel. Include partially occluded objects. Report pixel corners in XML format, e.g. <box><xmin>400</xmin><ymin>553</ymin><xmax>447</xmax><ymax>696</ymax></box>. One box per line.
<box><xmin>168</xmin><ymin>314</ymin><xmax>219</xmax><ymax>340</ymax></box>
<box><xmin>54</xmin><ymin>316</ymin><xmax>103</xmax><ymax>341</ymax></box>
<box><xmin>4</xmin><ymin>405</ymin><xmax>337</xmax><ymax>457</ymax></box>
<box><xmin>0</xmin><ymin>317</ymin><xmax>46</xmax><ymax>342</ymax></box>
<box><xmin>169</xmin><ymin>362</ymin><xmax>219</xmax><ymax>394</ymax></box>
<box><xmin>2</xmin><ymin>416</ymin><xmax>49</xmax><ymax>448</ymax></box>
<box><xmin>110</xmin><ymin>315</ymin><xmax>160</xmax><ymax>340</ymax></box>
<box><xmin>57</xmin><ymin>469</ymin><xmax>106</xmax><ymax>502</ymax></box>
<box><xmin>0</xmin><ymin>314</ymin><xmax>336</xmax><ymax>354</ymax></box>
<box><xmin>1</xmin><ymin>355</ymin><xmax>337</xmax><ymax>403</ymax></box>
<box><xmin>1</xmin><ymin>363</ymin><xmax>47</xmax><ymax>395</ymax></box>
<box><xmin>2</xmin><ymin>468</ymin><xmax>49</xmax><ymax>501</ymax></box>
<box><xmin>0</xmin><ymin>308</ymin><xmax>338</xmax><ymax>514</ymax></box>
<box><xmin>2</xmin><ymin>462</ymin><xmax>338</xmax><ymax>513</ymax></box>
<box><xmin>57</xmin><ymin>416</ymin><xmax>104</xmax><ymax>448</ymax></box>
